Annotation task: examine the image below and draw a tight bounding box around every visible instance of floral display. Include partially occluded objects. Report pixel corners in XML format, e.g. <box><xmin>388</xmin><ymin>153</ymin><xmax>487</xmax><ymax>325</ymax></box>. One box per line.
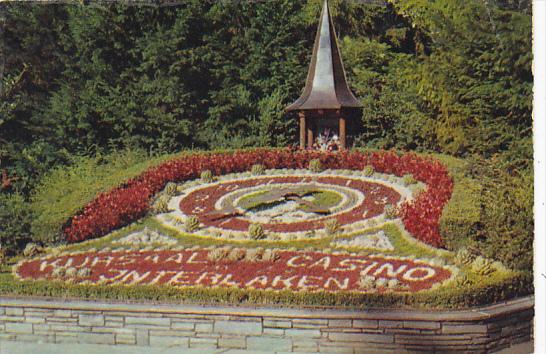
<box><xmin>170</xmin><ymin>173</ymin><xmax>403</xmax><ymax>239</ymax></box>
<box><xmin>15</xmin><ymin>248</ymin><xmax>454</xmax><ymax>293</ymax></box>
<box><xmin>63</xmin><ymin>149</ymin><xmax>453</xmax><ymax>247</ymax></box>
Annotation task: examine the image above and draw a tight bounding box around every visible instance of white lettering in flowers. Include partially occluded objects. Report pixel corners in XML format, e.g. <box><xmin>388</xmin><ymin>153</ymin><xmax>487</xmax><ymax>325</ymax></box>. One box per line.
<box><xmin>91</xmin><ymin>256</ymin><xmax>115</xmax><ymax>268</ymax></box>
<box><xmin>165</xmin><ymin>253</ymin><xmax>185</xmax><ymax>264</ymax></box>
<box><xmin>148</xmin><ymin>271</ymin><xmax>178</xmax><ymax>285</ymax></box>
<box><xmin>286</xmin><ymin>255</ymin><xmax>313</xmax><ymax>267</ymax></box>
<box><xmin>26</xmin><ymin>250</ymin><xmax>448</xmax><ymax>292</ymax></box>
<box><xmin>272</xmin><ymin>275</ymin><xmax>298</xmax><ymax>288</ymax></box>
<box><xmin>246</xmin><ymin>275</ymin><xmax>269</xmax><ymax>288</ymax></box>
<box><xmin>309</xmin><ymin>256</ymin><xmax>331</xmax><ymax>270</ymax></box>
<box><xmin>359</xmin><ymin>261</ymin><xmax>379</xmax><ymax>277</ymax></box>
<box><xmin>120</xmin><ymin>270</ymin><xmax>152</xmax><ymax>285</ymax></box>
<box><xmin>402</xmin><ymin>267</ymin><xmax>436</xmax><ymax>282</ymax></box>
<box><xmin>187</xmin><ymin>252</ymin><xmax>207</xmax><ymax>264</ymax></box>
<box><xmin>99</xmin><ymin>269</ymin><xmax>129</xmax><ymax>284</ymax></box>
<box><xmin>324</xmin><ymin>276</ymin><xmax>349</xmax><ymax>290</ymax></box>
<box><xmin>297</xmin><ymin>275</ymin><xmax>322</xmax><ymax>290</ymax></box>
<box><xmin>167</xmin><ymin>270</ymin><xmax>199</xmax><ymax>286</ymax></box>
<box><xmin>332</xmin><ymin>258</ymin><xmax>370</xmax><ymax>271</ymax></box>
<box><xmin>373</xmin><ymin>264</ymin><xmax>407</xmax><ymax>278</ymax></box>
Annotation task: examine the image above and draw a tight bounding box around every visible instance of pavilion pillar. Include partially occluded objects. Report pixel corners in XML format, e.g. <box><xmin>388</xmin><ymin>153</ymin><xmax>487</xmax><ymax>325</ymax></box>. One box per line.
<box><xmin>307</xmin><ymin>118</ymin><xmax>314</xmax><ymax>148</ymax></box>
<box><xmin>299</xmin><ymin>112</ymin><xmax>306</xmax><ymax>149</ymax></box>
<box><xmin>339</xmin><ymin>116</ymin><xmax>346</xmax><ymax>149</ymax></box>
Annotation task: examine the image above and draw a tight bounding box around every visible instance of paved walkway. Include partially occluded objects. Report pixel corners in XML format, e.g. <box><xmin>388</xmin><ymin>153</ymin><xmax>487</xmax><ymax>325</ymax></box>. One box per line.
<box><xmin>0</xmin><ymin>340</ymin><xmax>533</xmax><ymax>354</ymax></box>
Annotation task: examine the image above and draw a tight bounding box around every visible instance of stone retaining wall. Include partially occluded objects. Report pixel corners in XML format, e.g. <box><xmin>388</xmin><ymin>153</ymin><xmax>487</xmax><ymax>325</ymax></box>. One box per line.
<box><xmin>0</xmin><ymin>296</ymin><xmax>533</xmax><ymax>353</ymax></box>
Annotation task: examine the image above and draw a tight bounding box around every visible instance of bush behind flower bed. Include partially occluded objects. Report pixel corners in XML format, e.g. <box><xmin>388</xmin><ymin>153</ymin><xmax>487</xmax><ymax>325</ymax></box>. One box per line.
<box><xmin>439</xmin><ymin>177</ymin><xmax>482</xmax><ymax>251</ymax></box>
<box><xmin>0</xmin><ymin>194</ymin><xmax>32</xmax><ymax>256</ymax></box>
<box><xmin>30</xmin><ymin>150</ymin><xmax>177</xmax><ymax>246</ymax></box>
<box><xmin>60</xmin><ymin>148</ymin><xmax>453</xmax><ymax>247</ymax></box>
<box><xmin>436</xmin><ymin>154</ymin><xmax>533</xmax><ymax>272</ymax></box>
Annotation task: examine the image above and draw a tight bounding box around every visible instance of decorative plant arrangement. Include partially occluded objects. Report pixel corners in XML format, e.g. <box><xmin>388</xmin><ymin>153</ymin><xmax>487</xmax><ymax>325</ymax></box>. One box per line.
<box><xmin>0</xmin><ymin>0</ymin><xmax>532</xmax><ymax>324</ymax></box>
<box><xmin>15</xmin><ymin>248</ymin><xmax>454</xmax><ymax>293</ymax></box>
<box><xmin>9</xmin><ymin>149</ymin><xmax>528</xmax><ymax>307</ymax></box>
<box><xmin>62</xmin><ymin>149</ymin><xmax>453</xmax><ymax>246</ymax></box>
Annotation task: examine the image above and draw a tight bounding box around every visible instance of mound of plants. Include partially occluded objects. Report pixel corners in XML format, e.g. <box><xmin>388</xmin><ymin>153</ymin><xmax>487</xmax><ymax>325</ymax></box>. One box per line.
<box><xmin>60</xmin><ymin>149</ymin><xmax>453</xmax><ymax>247</ymax></box>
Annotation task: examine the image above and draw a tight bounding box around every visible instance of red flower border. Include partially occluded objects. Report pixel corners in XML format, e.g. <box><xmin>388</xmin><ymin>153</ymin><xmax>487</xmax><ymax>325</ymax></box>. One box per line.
<box><xmin>63</xmin><ymin>149</ymin><xmax>453</xmax><ymax>248</ymax></box>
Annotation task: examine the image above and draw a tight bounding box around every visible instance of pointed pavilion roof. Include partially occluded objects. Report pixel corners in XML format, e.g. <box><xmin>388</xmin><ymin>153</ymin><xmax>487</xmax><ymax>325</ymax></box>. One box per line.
<box><xmin>286</xmin><ymin>0</ymin><xmax>361</xmax><ymax>112</ymax></box>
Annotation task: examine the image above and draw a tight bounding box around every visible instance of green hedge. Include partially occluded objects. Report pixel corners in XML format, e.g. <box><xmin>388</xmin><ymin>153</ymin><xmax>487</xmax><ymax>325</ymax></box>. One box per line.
<box><xmin>431</xmin><ymin>154</ymin><xmax>481</xmax><ymax>252</ymax></box>
<box><xmin>437</xmin><ymin>155</ymin><xmax>533</xmax><ymax>272</ymax></box>
<box><xmin>439</xmin><ymin>177</ymin><xmax>482</xmax><ymax>251</ymax></box>
<box><xmin>475</xmin><ymin>164</ymin><xmax>533</xmax><ymax>272</ymax></box>
<box><xmin>0</xmin><ymin>193</ymin><xmax>32</xmax><ymax>255</ymax></box>
<box><xmin>29</xmin><ymin>149</ymin><xmax>177</xmax><ymax>246</ymax></box>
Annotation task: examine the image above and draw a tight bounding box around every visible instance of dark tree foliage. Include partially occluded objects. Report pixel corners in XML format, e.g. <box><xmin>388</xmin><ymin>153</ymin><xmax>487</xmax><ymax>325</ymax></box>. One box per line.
<box><xmin>2</xmin><ymin>4</ymin><xmax>70</xmax><ymax>194</ymax></box>
<box><xmin>2</xmin><ymin>1</ymin><xmax>531</xmax><ymax>165</ymax></box>
<box><xmin>0</xmin><ymin>1</ymin><xmax>533</xmax><ymax>258</ymax></box>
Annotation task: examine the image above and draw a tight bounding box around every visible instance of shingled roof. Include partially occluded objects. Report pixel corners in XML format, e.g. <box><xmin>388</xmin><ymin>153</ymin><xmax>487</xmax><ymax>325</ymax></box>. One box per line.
<box><xmin>286</xmin><ymin>0</ymin><xmax>361</xmax><ymax>112</ymax></box>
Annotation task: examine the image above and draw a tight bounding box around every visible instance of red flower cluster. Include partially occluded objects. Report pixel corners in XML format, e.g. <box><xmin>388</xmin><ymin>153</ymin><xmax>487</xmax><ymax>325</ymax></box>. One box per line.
<box><xmin>63</xmin><ymin>149</ymin><xmax>453</xmax><ymax>247</ymax></box>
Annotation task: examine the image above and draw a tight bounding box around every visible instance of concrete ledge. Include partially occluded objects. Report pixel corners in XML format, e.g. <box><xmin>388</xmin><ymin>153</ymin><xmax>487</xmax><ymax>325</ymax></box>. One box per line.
<box><xmin>0</xmin><ymin>296</ymin><xmax>534</xmax><ymax>353</ymax></box>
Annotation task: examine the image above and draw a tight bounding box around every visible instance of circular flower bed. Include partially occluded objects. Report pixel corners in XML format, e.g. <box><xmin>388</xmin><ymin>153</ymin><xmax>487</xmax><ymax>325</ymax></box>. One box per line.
<box><xmin>63</xmin><ymin>149</ymin><xmax>453</xmax><ymax>248</ymax></box>
<box><xmin>163</xmin><ymin>170</ymin><xmax>413</xmax><ymax>241</ymax></box>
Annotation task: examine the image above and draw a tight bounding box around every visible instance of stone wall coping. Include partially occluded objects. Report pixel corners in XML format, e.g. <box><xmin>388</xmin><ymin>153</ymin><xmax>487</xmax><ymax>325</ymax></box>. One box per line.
<box><xmin>0</xmin><ymin>295</ymin><xmax>533</xmax><ymax>322</ymax></box>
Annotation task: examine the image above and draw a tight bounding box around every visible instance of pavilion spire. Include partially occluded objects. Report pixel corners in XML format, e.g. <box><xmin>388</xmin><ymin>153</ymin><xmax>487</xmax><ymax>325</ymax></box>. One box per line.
<box><xmin>286</xmin><ymin>0</ymin><xmax>361</xmax><ymax>111</ymax></box>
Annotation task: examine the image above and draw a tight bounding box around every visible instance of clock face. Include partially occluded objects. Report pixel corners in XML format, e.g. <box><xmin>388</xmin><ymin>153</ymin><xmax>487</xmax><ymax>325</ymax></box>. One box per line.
<box><xmin>160</xmin><ymin>169</ymin><xmax>417</xmax><ymax>241</ymax></box>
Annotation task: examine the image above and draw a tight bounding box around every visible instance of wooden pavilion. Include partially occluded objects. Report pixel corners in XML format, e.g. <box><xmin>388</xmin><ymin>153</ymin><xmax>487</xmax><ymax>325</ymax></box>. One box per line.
<box><xmin>286</xmin><ymin>0</ymin><xmax>362</xmax><ymax>150</ymax></box>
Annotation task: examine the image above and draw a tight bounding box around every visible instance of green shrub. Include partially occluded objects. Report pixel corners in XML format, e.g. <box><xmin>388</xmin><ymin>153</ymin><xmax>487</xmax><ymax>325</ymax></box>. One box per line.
<box><xmin>462</xmin><ymin>158</ymin><xmax>533</xmax><ymax>272</ymax></box>
<box><xmin>439</xmin><ymin>178</ymin><xmax>482</xmax><ymax>251</ymax></box>
<box><xmin>471</xmin><ymin>256</ymin><xmax>495</xmax><ymax>276</ymax></box>
<box><xmin>227</xmin><ymin>248</ymin><xmax>247</xmax><ymax>261</ymax></box>
<box><xmin>22</xmin><ymin>243</ymin><xmax>43</xmax><ymax>257</ymax></box>
<box><xmin>248</xmin><ymin>224</ymin><xmax>266</xmax><ymax>240</ymax></box>
<box><xmin>437</xmin><ymin>155</ymin><xmax>532</xmax><ymax>272</ymax></box>
<box><xmin>384</xmin><ymin>204</ymin><xmax>398</xmax><ymax>219</ymax></box>
<box><xmin>250</xmin><ymin>164</ymin><xmax>265</xmax><ymax>175</ymax></box>
<box><xmin>477</xmin><ymin>168</ymin><xmax>533</xmax><ymax>271</ymax></box>
<box><xmin>245</xmin><ymin>247</ymin><xmax>265</xmax><ymax>261</ymax></box>
<box><xmin>163</xmin><ymin>182</ymin><xmax>178</xmax><ymax>196</ymax></box>
<box><xmin>308</xmin><ymin>159</ymin><xmax>323</xmax><ymax>173</ymax></box>
<box><xmin>208</xmin><ymin>247</ymin><xmax>230</xmax><ymax>262</ymax></box>
<box><xmin>30</xmin><ymin>149</ymin><xmax>174</xmax><ymax>245</ymax></box>
<box><xmin>262</xmin><ymin>249</ymin><xmax>280</xmax><ymax>262</ymax></box>
<box><xmin>0</xmin><ymin>193</ymin><xmax>32</xmax><ymax>255</ymax></box>
<box><xmin>77</xmin><ymin>268</ymin><xmax>91</xmax><ymax>277</ymax></box>
<box><xmin>184</xmin><ymin>216</ymin><xmax>201</xmax><ymax>233</ymax></box>
<box><xmin>402</xmin><ymin>174</ymin><xmax>417</xmax><ymax>186</ymax></box>
<box><xmin>151</xmin><ymin>196</ymin><xmax>171</xmax><ymax>214</ymax></box>
<box><xmin>454</xmin><ymin>274</ymin><xmax>473</xmax><ymax>287</ymax></box>
<box><xmin>363</xmin><ymin>165</ymin><xmax>375</xmax><ymax>177</ymax></box>
<box><xmin>453</xmin><ymin>248</ymin><xmax>474</xmax><ymax>266</ymax></box>
<box><xmin>200</xmin><ymin>170</ymin><xmax>214</xmax><ymax>183</ymax></box>
<box><xmin>324</xmin><ymin>219</ymin><xmax>341</xmax><ymax>235</ymax></box>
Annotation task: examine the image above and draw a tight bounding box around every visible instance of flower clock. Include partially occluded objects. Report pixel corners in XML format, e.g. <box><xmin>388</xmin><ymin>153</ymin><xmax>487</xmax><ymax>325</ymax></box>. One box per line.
<box><xmin>165</xmin><ymin>170</ymin><xmax>411</xmax><ymax>241</ymax></box>
<box><xmin>16</xmin><ymin>148</ymin><xmax>512</xmax><ymax>302</ymax></box>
